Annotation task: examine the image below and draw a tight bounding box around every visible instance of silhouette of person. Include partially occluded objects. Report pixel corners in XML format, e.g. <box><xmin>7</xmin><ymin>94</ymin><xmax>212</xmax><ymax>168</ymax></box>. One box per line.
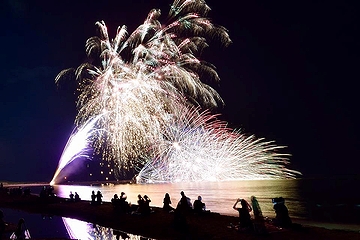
<box><xmin>174</xmin><ymin>191</ymin><xmax>191</xmax><ymax>229</ymax></box>
<box><xmin>177</xmin><ymin>191</ymin><xmax>192</xmax><ymax>213</ymax></box>
<box><xmin>91</xmin><ymin>191</ymin><xmax>96</xmax><ymax>205</ymax></box>
<box><xmin>272</xmin><ymin>197</ymin><xmax>292</xmax><ymax>228</ymax></box>
<box><xmin>74</xmin><ymin>192</ymin><xmax>81</xmax><ymax>202</ymax></box>
<box><xmin>96</xmin><ymin>191</ymin><xmax>103</xmax><ymax>205</ymax></box>
<box><xmin>233</xmin><ymin>198</ymin><xmax>253</xmax><ymax>230</ymax></box>
<box><xmin>40</xmin><ymin>186</ymin><xmax>47</xmax><ymax>199</ymax></box>
<box><xmin>119</xmin><ymin>192</ymin><xmax>130</xmax><ymax>213</ymax></box>
<box><xmin>143</xmin><ymin>195</ymin><xmax>152</xmax><ymax>215</ymax></box>
<box><xmin>120</xmin><ymin>192</ymin><xmax>127</xmax><ymax>202</ymax></box>
<box><xmin>251</xmin><ymin>196</ymin><xmax>267</xmax><ymax>235</ymax></box>
<box><xmin>69</xmin><ymin>191</ymin><xmax>74</xmax><ymax>202</ymax></box>
<box><xmin>12</xmin><ymin>218</ymin><xmax>30</xmax><ymax>240</ymax></box>
<box><xmin>112</xmin><ymin>194</ymin><xmax>120</xmax><ymax>205</ymax></box>
<box><xmin>0</xmin><ymin>210</ymin><xmax>5</xmax><ymax>239</ymax></box>
<box><xmin>163</xmin><ymin>193</ymin><xmax>174</xmax><ymax>212</ymax></box>
<box><xmin>137</xmin><ymin>194</ymin><xmax>145</xmax><ymax>214</ymax></box>
<box><xmin>193</xmin><ymin>195</ymin><xmax>206</xmax><ymax>214</ymax></box>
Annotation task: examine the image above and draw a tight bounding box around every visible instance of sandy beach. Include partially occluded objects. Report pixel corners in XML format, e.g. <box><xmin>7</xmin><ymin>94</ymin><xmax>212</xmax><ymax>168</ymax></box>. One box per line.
<box><xmin>0</xmin><ymin>187</ymin><xmax>359</xmax><ymax>240</ymax></box>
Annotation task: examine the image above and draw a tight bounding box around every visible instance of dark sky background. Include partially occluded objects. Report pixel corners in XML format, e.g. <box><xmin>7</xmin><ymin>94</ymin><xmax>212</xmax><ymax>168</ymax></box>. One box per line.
<box><xmin>0</xmin><ymin>0</ymin><xmax>358</xmax><ymax>182</ymax></box>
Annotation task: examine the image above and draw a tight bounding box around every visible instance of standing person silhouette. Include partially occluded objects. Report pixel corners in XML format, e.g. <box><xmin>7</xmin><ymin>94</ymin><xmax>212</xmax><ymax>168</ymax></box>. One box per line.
<box><xmin>174</xmin><ymin>191</ymin><xmax>191</xmax><ymax>229</ymax></box>
<box><xmin>91</xmin><ymin>190</ymin><xmax>96</xmax><ymax>205</ymax></box>
<box><xmin>178</xmin><ymin>191</ymin><xmax>192</xmax><ymax>212</ymax></box>
<box><xmin>74</xmin><ymin>192</ymin><xmax>81</xmax><ymax>202</ymax></box>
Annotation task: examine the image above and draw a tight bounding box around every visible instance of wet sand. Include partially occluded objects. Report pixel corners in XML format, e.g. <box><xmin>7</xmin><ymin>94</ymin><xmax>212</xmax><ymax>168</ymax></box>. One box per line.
<box><xmin>0</xmin><ymin>190</ymin><xmax>359</xmax><ymax>240</ymax></box>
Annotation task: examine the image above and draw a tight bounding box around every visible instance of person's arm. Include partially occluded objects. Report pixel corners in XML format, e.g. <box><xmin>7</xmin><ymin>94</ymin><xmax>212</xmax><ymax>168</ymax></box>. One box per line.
<box><xmin>248</xmin><ymin>202</ymin><xmax>252</xmax><ymax>212</ymax></box>
<box><xmin>233</xmin><ymin>199</ymin><xmax>240</xmax><ymax>210</ymax></box>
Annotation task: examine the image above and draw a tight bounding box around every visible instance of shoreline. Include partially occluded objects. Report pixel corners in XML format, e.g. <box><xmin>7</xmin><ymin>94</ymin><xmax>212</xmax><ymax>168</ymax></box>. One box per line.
<box><xmin>0</xmin><ymin>188</ymin><xmax>359</xmax><ymax>239</ymax></box>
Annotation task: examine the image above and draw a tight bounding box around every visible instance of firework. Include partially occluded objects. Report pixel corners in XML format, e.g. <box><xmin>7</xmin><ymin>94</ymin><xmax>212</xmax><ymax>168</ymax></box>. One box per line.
<box><xmin>54</xmin><ymin>0</ymin><xmax>300</xmax><ymax>183</ymax></box>
<box><xmin>136</xmin><ymin>107</ymin><xmax>300</xmax><ymax>183</ymax></box>
<box><xmin>55</xmin><ymin>0</ymin><xmax>231</xmax><ymax>171</ymax></box>
<box><xmin>50</xmin><ymin>116</ymin><xmax>102</xmax><ymax>185</ymax></box>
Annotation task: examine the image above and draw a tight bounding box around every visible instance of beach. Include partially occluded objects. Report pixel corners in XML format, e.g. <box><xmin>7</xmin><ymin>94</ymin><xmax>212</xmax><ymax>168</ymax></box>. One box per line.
<box><xmin>0</xmin><ymin>187</ymin><xmax>359</xmax><ymax>240</ymax></box>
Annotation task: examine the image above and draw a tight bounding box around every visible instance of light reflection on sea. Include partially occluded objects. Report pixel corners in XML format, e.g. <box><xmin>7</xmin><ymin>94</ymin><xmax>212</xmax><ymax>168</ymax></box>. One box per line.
<box><xmin>62</xmin><ymin>217</ymin><xmax>153</xmax><ymax>240</ymax></box>
<box><xmin>0</xmin><ymin>208</ymin><xmax>152</xmax><ymax>240</ymax></box>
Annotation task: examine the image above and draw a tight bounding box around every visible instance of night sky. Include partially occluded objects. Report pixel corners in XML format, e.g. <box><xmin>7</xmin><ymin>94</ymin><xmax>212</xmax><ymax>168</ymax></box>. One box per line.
<box><xmin>0</xmin><ymin>0</ymin><xmax>358</xmax><ymax>182</ymax></box>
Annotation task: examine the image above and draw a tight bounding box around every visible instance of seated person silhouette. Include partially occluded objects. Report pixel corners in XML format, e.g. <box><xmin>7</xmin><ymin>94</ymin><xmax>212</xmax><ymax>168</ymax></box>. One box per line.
<box><xmin>272</xmin><ymin>197</ymin><xmax>292</xmax><ymax>228</ymax></box>
<box><xmin>163</xmin><ymin>193</ymin><xmax>174</xmax><ymax>212</ymax></box>
<box><xmin>74</xmin><ymin>192</ymin><xmax>81</xmax><ymax>202</ymax></box>
<box><xmin>69</xmin><ymin>191</ymin><xmax>74</xmax><ymax>202</ymax></box>
<box><xmin>136</xmin><ymin>194</ymin><xmax>145</xmax><ymax>214</ymax></box>
<box><xmin>143</xmin><ymin>195</ymin><xmax>152</xmax><ymax>215</ymax></box>
<box><xmin>233</xmin><ymin>198</ymin><xmax>253</xmax><ymax>231</ymax></box>
<box><xmin>193</xmin><ymin>196</ymin><xmax>206</xmax><ymax>214</ymax></box>
<box><xmin>119</xmin><ymin>192</ymin><xmax>130</xmax><ymax>212</ymax></box>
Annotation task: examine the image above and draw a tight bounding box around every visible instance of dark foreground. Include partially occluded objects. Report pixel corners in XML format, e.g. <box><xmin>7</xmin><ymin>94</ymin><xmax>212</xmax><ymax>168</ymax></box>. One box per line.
<box><xmin>0</xmin><ymin>190</ymin><xmax>359</xmax><ymax>240</ymax></box>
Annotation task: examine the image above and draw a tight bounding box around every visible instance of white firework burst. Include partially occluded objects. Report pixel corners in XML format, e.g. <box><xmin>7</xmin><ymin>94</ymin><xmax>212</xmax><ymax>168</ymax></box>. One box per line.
<box><xmin>136</xmin><ymin>107</ymin><xmax>300</xmax><ymax>183</ymax></box>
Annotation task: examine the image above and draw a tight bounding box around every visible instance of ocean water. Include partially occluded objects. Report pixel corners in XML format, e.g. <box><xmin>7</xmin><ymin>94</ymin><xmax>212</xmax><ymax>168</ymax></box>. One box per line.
<box><xmin>0</xmin><ymin>208</ymin><xmax>151</xmax><ymax>239</ymax></box>
<box><xmin>51</xmin><ymin>178</ymin><xmax>360</xmax><ymax>224</ymax></box>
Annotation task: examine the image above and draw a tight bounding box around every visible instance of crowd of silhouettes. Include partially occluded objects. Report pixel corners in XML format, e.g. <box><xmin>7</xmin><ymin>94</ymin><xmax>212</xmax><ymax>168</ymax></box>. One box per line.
<box><xmin>229</xmin><ymin>195</ymin><xmax>295</xmax><ymax>234</ymax></box>
<box><xmin>1</xmin><ymin>182</ymin><xmax>296</xmax><ymax>236</ymax></box>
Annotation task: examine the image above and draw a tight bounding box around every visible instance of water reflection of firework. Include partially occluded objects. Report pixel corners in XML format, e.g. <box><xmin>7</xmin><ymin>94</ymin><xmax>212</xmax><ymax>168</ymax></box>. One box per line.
<box><xmin>62</xmin><ymin>217</ymin><xmax>151</xmax><ymax>240</ymax></box>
